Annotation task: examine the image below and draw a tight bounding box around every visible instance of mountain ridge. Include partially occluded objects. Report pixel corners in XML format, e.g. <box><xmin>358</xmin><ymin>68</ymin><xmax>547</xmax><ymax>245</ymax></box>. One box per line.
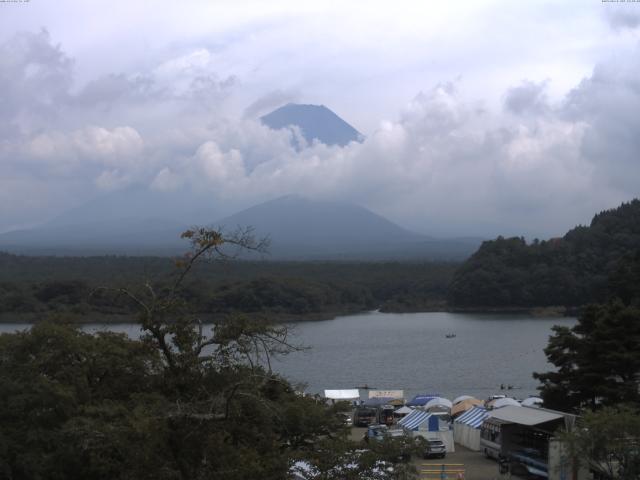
<box><xmin>0</xmin><ymin>195</ymin><xmax>480</xmax><ymax>260</ymax></box>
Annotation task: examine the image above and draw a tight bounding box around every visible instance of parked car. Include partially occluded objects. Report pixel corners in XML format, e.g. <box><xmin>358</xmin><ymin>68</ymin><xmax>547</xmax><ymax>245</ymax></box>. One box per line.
<box><xmin>354</xmin><ymin>407</ymin><xmax>377</xmax><ymax>427</ymax></box>
<box><xmin>377</xmin><ymin>405</ymin><xmax>395</xmax><ymax>426</ymax></box>
<box><xmin>364</xmin><ymin>424</ymin><xmax>388</xmax><ymax>442</ymax></box>
<box><xmin>423</xmin><ymin>439</ymin><xmax>446</xmax><ymax>459</ymax></box>
<box><xmin>341</xmin><ymin>411</ymin><xmax>353</xmax><ymax>426</ymax></box>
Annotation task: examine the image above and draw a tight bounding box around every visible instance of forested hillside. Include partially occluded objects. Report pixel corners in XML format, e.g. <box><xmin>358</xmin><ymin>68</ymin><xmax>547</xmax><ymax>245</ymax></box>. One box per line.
<box><xmin>0</xmin><ymin>254</ymin><xmax>455</xmax><ymax>322</ymax></box>
<box><xmin>448</xmin><ymin>200</ymin><xmax>640</xmax><ymax>308</ymax></box>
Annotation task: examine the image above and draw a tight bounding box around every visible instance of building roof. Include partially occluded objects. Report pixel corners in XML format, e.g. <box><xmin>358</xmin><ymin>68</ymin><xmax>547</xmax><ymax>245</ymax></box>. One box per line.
<box><xmin>488</xmin><ymin>405</ymin><xmax>564</xmax><ymax>426</ymax></box>
<box><xmin>324</xmin><ymin>389</ymin><xmax>360</xmax><ymax>400</ymax></box>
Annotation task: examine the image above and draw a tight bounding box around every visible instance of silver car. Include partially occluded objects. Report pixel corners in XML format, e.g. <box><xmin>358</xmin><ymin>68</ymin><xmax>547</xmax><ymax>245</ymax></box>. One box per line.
<box><xmin>423</xmin><ymin>439</ymin><xmax>446</xmax><ymax>459</ymax></box>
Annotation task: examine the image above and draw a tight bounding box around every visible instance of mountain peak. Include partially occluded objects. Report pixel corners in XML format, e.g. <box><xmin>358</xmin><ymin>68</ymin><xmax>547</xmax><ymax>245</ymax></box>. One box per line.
<box><xmin>260</xmin><ymin>103</ymin><xmax>363</xmax><ymax>147</ymax></box>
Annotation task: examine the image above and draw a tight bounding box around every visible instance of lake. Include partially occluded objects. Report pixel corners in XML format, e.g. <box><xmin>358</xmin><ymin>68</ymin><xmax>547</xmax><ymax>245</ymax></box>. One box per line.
<box><xmin>272</xmin><ymin>311</ymin><xmax>576</xmax><ymax>401</ymax></box>
<box><xmin>0</xmin><ymin>311</ymin><xmax>576</xmax><ymax>402</ymax></box>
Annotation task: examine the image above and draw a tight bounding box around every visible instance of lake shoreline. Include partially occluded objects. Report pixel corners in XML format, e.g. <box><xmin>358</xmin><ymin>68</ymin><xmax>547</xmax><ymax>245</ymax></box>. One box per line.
<box><xmin>0</xmin><ymin>304</ymin><xmax>580</xmax><ymax>325</ymax></box>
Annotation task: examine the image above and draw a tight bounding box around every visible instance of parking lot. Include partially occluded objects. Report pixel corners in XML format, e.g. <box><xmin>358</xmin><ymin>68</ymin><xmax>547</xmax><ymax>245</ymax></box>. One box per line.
<box><xmin>350</xmin><ymin>427</ymin><xmax>527</xmax><ymax>480</ymax></box>
<box><xmin>415</xmin><ymin>445</ymin><xmax>525</xmax><ymax>480</ymax></box>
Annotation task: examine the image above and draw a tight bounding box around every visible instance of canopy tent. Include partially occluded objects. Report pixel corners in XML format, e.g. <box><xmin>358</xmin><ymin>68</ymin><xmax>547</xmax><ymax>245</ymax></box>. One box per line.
<box><xmin>424</xmin><ymin>397</ymin><xmax>453</xmax><ymax>411</ymax></box>
<box><xmin>398</xmin><ymin>410</ymin><xmax>439</xmax><ymax>431</ymax></box>
<box><xmin>521</xmin><ymin>397</ymin><xmax>543</xmax><ymax>407</ymax></box>
<box><xmin>399</xmin><ymin>409</ymin><xmax>455</xmax><ymax>452</ymax></box>
<box><xmin>451</xmin><ymin>398</ymin><xmax>483</xmax><ymax>417</ymax></box>
<box><xmin>453</xmin><ymin>406</ymin><xmax>488</xmax><ymax>451</ymax></box>
<box><xmin>394</xmin><ymin>406</ymin><xmax>414</xmax><ymax>416</ymax></box>
<box><xmin>452</xmin><ymin>395</ymin><xmax>474</xmax><ymax>405</ymax></box>
<box><xmin>324</xmin><ymin>389</ymin><xmax>360</xmax><ymax>400</ymax></box>
<box><xmin>406</xmin><ymin>394</ymin><xmax>439</xmax><ymax>407</ymax></box>
<box><xmin>455</xmin><ymin>406</ymin><xmax>489</xmax><ymax>429</ymax></box>
<box><xmin>490</xmin><ymin>397</ymin><xmax>521</xmax><ymax>409</ymax></box>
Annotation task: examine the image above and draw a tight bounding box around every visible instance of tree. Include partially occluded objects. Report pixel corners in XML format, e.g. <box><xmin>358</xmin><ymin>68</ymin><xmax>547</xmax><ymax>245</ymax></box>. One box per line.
<box><xmin>560</xmin><ymin>406</ymin><xmax>640</xmax><ymax>480</ymax></box>
<box><xmin>291</xmin><ymin>435</ymin><xmax>421</xmax><ymax>480</ymax></box>
<box><xmin>449</xmin><ymin>200</ymin><xmax>640</xmax><ymax>309</ymax></box>
<box><xmin>534</xmin><ymin>301</ymin><xmax>640</xmax><ymax>412</ymax></box>
<box><xmin>0</xmin><ymin>227</ymin><xmax>410</xmax><ymax>479</ymax></box>
<box><xmin>0</xmin><ymin>321</ymin><xmax>165</xmax><ymax>479</ymax></box>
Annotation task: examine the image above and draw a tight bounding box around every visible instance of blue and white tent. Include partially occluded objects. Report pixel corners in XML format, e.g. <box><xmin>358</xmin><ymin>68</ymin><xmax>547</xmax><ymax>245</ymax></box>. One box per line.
<box><xmin>399</xmin><ymin>408</ymin><xmax>455</xmax><ymax>452</ymax></box>
<box><xmin>406</xmin><ymin>394</ymin><xmax>440</xmax><ymax>407</ymax></box>
<box><xmin>398</xmin><ymin>409</ymin><xmax>438</xmax><ymax>431</ymax></box>
<box><xmin>455</xmin><ymin>406</ymin><xmax>488</xmax><ymax>428</ymax></box>
<box><xmin>453</xmin><ymin>406</ymin><xmax>488</xmax><ymax>451</ymax></box>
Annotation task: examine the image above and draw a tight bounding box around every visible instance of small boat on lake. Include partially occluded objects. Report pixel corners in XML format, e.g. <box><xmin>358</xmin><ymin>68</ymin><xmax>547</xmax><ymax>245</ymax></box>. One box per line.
<box><xmin>445</xmin><ymin>333</ymin><xmax>456</xmax><ymax>339</ymax></box>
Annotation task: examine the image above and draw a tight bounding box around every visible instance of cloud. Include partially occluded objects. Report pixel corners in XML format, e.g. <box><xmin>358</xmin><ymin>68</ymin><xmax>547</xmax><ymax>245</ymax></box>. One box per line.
<box><xmin>150</xmin><ymin>167</ymin><xmax>184</xmax><ymax>192</ymax></box>
<box><xmin>24</xmin><ymin>126</ymin><xmax>143</xmax><ymax>171</ymax></box>
<box><xmin>243</xmin><ymin>89</ymin><xmax>301</xmax><ymax>118</ymax></box>
<box><xmin>504</xmin><ymin>80</ymin><xmax>550</xmax><ymax>116</ymax></box>
<box><xmin>603</xmin><ymin>6</ymin><xmax>640</xmax><ymax>31</ymax></box>
<box><xmin>0</xmin><ymin>26</ymin><xmax>639</xmax><ymax>238</ymax></box>
<box><xmin>563</xmin><ymin>46</ymin><xmax>640</xmax><ymax>193</ymax></box>
<box><xmin>0</xmin><ymin>29</ymin><xmax>73</xmax><ymax>131</ymax></box>
<box><xmin>73</xmin><ymin>74</ymin><xmax>157</xmax><ymax>107</ymax></box>
<box><xmin>95</xmin><ymin>169</ymin><xmax>132</xmax><ymax>191</ymax></box>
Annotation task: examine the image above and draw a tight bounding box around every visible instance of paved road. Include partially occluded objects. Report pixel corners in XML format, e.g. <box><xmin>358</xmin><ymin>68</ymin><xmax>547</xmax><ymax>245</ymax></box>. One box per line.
<box><xmin>415</xmin><ymin>445</ymin><xmax>527</xmax><ymax>480</ymax></box>
<box><xmin>350</xmin><ymin>427</ymin><xmax>528</xmax><ymax>480</ymax></box>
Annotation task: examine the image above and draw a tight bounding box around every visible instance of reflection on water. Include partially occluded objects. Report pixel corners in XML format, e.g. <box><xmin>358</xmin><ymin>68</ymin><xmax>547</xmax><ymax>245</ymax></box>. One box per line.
<box><xmin>0</xmin><ymin>311</ymin><xmax>575</xmax><ymax>401</ymax></box>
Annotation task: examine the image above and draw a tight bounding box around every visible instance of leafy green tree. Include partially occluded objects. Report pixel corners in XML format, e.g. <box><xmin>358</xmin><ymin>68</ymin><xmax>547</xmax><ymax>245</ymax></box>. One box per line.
<box><xmin>0</xmin><ymin>227</ymin><xmax>410</xmax><ymax>479</ymax></box>
<box><xmin>561</xmin><ymin>405</ymin><xmax>640</xmax><ymax>480</ymax></box>
<box><xmin>534</xmin><ymin>301</ymin><xmax>640</xmax><ymax>412</ymax></box>
<box><xmin>0</xmin><ymin>322</ymin><xmax>163</xmax><ymax>479</ymax></box>
<box><xmin>608</xmin><ymin>250</ymin><xmax>640</xmax><ymax>306</ymax></box>
<box><xmin>449</xmin><ymin>200</ymin><xmax>640</xmax><ymax>308</ymax></box>
<box><xmin>291</xmin><ymin>435</ymin><xmax>420</xmax><ymax>480</ymax></box>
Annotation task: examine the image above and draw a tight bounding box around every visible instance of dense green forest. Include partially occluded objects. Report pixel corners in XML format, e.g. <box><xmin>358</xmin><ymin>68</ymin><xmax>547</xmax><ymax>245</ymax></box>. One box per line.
<box><xmin>0</xmin><ymin>252</ymin><xmax>456</xmax><ymax>323</ymax></box>
<box><xmin>448</xmin><ymin>199</ymin><xmax>640</xmax><ymax>309</ymax></box>
<box><xmin>4</xmin><ymin>199</ymin><xmax>640</xmax><ymax>321</ymax></box>
<box><xmin>531</xmin><ymin>248</ymin><xmax>640</xmax><ymax>479</ymax></box>
<box><xmin>0</xmin><ymin>229</ymin><xmax>421</xmax><ymax>479</ymax></box>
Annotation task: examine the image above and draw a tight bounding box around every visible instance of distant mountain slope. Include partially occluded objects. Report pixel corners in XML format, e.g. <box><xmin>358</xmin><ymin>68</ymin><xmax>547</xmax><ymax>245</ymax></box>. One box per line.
<box><xmin>218</xmin><ymin>195</ymin><xmax>423</xmax><ymax>247</ymax></box>
<box><xmin>215</xmin><ymin>195</ymin><xmax>479</xmax><ymax>260</ymax></box>
<box><xmin>448</xmin><ymin>199</ymin><xmax>640</xmax><ymax>308</ymax></box>
<box><xmin>260</xmin><ymin>103</ymin><xmax>363</xmax><ymax>147</ymax></box>
<box><xmin>0</xmin><ymin>194</ymin><xmax>480</xmax><ymax>260</ymax></box>
<box><xmin>51</xmin><ymin>185</ymin><xmax>224</xmax><ymax>227</ymax></box>
<box><xmin>0</xmin><ymin>217</ymin><xmax>186</xmax><ymax>256</ymax></box>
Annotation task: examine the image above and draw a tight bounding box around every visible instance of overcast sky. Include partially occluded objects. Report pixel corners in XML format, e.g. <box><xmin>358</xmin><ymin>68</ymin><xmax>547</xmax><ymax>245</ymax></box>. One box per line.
<box><xmin>1</xmin><ymin>0</ymin><xmax>640</xmax><ymax>237</ymax></box>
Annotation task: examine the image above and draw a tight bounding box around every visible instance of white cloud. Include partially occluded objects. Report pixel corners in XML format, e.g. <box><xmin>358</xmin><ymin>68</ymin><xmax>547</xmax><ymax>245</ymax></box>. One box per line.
<box><xmin>25</xmin><ymin>126</ymin><xmax>143</xmax><ymax>171</ymax></box>
<box><xmin>0</xmin><ymin>6</ymin><xmax>639</xmax><ymax>237</ymax></box>
<box><xmin>151</xmin><ymin>167</ymin><xmax>184</xmax><ymax>192</ymax></box>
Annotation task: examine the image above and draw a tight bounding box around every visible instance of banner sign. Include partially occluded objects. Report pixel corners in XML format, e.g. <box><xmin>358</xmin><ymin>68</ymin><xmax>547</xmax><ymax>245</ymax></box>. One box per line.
<box><xmin>368</xmin><ymin>390</ymin><xmax>404</xmax><ymax>399</ymax></box>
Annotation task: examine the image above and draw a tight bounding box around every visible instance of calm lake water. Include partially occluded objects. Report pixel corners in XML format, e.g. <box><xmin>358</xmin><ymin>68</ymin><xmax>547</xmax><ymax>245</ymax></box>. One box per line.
<box><xmin>0</xmin><ymin>311</ymin><xmax>576</xmax><ymax>402</ymax></box>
